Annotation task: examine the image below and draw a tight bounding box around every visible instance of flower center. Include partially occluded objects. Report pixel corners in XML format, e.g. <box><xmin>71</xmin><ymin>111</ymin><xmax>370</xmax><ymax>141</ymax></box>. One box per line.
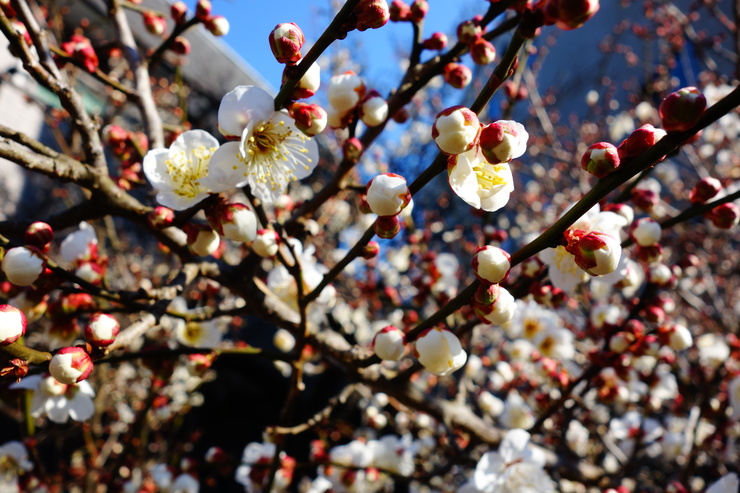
<box><xmin>552</xmin><ymin>246</ymin><xmax>581</xmax><ymax>277</ymax></box>
<box><xmin>184</xmin><ymin>322</ymin><xmax>204</xmax><ymax>344</ymax></box>
<box><xmin>166</xmin><ymin>145</ymin><xmax>215</xmax><ymax>198</ymax></box>
<box><xmin>238</xmin><ymin>118</ymin><xmax>313</xmax><ymax>192</ymax></box>
<box><xmin>523</xmin><ymin>318</ymin><xmax>542</xmax><ymax>339</ymax></box>
<box><xmin>473</xmin><ymin>162</ymin><xmax>507</xmax><ymax>191</ymax></box>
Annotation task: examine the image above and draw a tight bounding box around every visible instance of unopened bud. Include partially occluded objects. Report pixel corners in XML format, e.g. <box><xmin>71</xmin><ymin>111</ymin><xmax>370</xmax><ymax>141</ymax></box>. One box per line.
<box><xmin>470</xmin><ymin>38</ymin><xmax>496</xmax><ymax>65</ymax></box>
<box><xmin>565</xmin><ymin>229</ymin><xmax>621</xmax><ymax>276</ymax></box>
<box><xmin>0</xmin><ymin>305</ymin><xmax>27</xmax><ymax>346</ymax></box>
<box><xmin>414</xmin><ymin>327</ymin><xmax>466</xmax><ymax>375</ymax></box>
<box><xmin>148</xmin><ymin>206</ymin><xmax>175</xmax><ymax>229</ymax></box>
<box><xmin>206</xmin><ymin>201</ymin><xmax>258</xmax><ymax>243</ymax></box>
<box><xmin>285</xmin><ymin>61</ymin><xmax>321</xmax><ymax>99</ymax></box>
<box><xmin>689</xmin><ymin>177</ymin><xmax>721</xmax><ymax>204</ymax></box>
<box><xmin>205</xmin><ymin>16</ymin><xmax>229</xmax><ymax>36</ymax></box>
<box><xmin>389</xmin><ymin>0</ymin><xmax>411</xmax><ymax>21</ymax></box>
<box><xmin>171</xmin><ymin>1</ymin><xmax>188</xmax><ymax>24</ymax></box>
<box><xmin>360</xmin><ymin>91</ymin><xmax>389</xmax><ymax>127</ymax></box>
<box><xmin>442</xmin><ymin>62</ymin><xmax>472</xmax><ymax>89</ymax></box>
<box><xmin>49</xmin><ymin>347</ymin><xmax>94</xmax><ymax>384</ymax></box>
<box><xmin>273</xmin><ymin>328</ymin><xmax>296</xmax><ymax>352</ymax></box>
<box><xmin>432</xmin><ymin>106</ymin><xmax>480</xmax><ymax>155</ymax></box>
<box><xmin>581</xmin><ymin>142</ymin><xmax>620</xmax><ymax>178</ymax></box>
<box><xmin>366</xmin><ymin>173</ymin><xmax>411</xmax><ymax>217</ymax></box>
<box><xmin>185</xmin><ymin>225</ymin><xmax>220</xmax><ymax>256</ymax></box>
<box><xmin>372</xmin><ymin>325</ymin><xmax>406</xmax><ymax>361</ymax></box>
<box><xmin>617</xmin><ymin>124</ymin><xmax>667</xmax><ymax>161</ymax></box>
<box><xmin>292</xmin><ymin>103</ymin><xmax>328</xmax><ymax>136</ymax></box>
<box><xmin>659</xmin><ymin>86</ymin><xmax>706</xmax><ymax>132</ymax></box>
<box><xmin>170</xmin><ymin>36</ymin><xmax>191</xmax><ymax>55</ymax></box>
<box><xmin>142</xmin><ymin>11</ymin><xmax>167</xmax><ymax>36</ymax></box>
<box><xmin>475</xmin><ymin>286</ymin><xmax>516</xmax><ymax>325</ymax></box>
<box><xmin>195</xmin><ymin>0</ymin><xmax>212</xmax><ymax>21</ymax></box>
<box><xmin>409</xmin><ymin>0</ymin><xmax>428</xmax><ymax>22</ymax></box>
<box><xmin>648</xmin><ymin>263</ymin><xmax>674</xmax><ymax>286</ymax></box>
<box><xmin>2</xmin><ymin>246</ymin><xmax>45</xmax><ymax>287</ymax></box>
<box><xmin>362</xmin><ymin>241</ymin><xmax>380</xmax><ymax>259</ymax></box>
<box><xmin>343</xmin><ymin>137</ymin><xmax>364</xmax><ymax>163</ymax></box>
<box><xmin>457</xmin><ymin>18</ymin><xmax>482</xmax><ymax>44</ymax></box>
<box><xmin>269</xmin><ymin>23</ymin><xmax>304</xmax><ymax>64</ymax></box>
<box><xmin>84</xmin><ymin>313</ymin><xmax>120</xmax><ymax>347</ymax></box>
<box><xmin>252</xmin><ymin>229</ymin><xmax>280</xmax><ymax>257</ymax></box>
<box><xmin>328</xmin><ymin>71</ymin><xmax>366</xmax><ymax>113</ymax></box>
<box><xmin>631</xmin><ymin>188</ymin><xmax>659</xmax><ymax>213</ymax></box>
<box><xmin>24</xmin><ymin>222</ymin><xmax>54</xmax><ymax>250</ymax></box>
<box><xmin>636</xmin><ymin>243</ymin><xmax>663</xmax><ymax>264</ymax></box>
<box><xmin>707</xmin><ymin>202</ymin><xmax>739</xmax><ymax>229</ymax></box>
<box><xmin>546</xmin><ymin>0</ymin><xmax>600</xmax><ymax>30</ymax></box>
<box><xmin>629</xmin><ymin>218</ymin><xmax>661</xmax><ymax>246</ymax></box>
<box><xmin>423</xmin><ymin>32</ymin><xmax>447</xmax><ymax>50</ymax></box>
<box><xmin>472</xmin><ymin>246</ymin><xmax>511</xmax><ymax>284</ymax></box>
<box><xmin>374</xmin><ymin>215</ymin><xmax>401</xmax><ymax>239</ymax></box>
<box><xmin>355</xmin><ymin>0</ymin><xmax>390</xmax><ymax>31</ymax></box>
<box><xmin>479</xmin><ymin>120</ymin><xmax>528</xmax><ymax>164</ymax></box>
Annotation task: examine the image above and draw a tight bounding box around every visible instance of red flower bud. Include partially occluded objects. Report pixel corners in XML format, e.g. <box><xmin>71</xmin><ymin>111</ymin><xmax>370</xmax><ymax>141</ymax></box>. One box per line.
<box><xmin>442</xmin><ymin>62</ymin><xmax>472</xmax><ymax>89</ymax></box>
<box><xmin>269</xmin><ymin>23</ymin><xmax>304</xmax><ymax>64</ymax></box>
<box><xmin>389</xmin><ymin>0</ymin><xmax>411</xmax><ymax>21</ymax></box>
<box><xmin>581</xmin><ymin>142</ymin><xmax>620</xmax><ymax>178</ymax></box>
<box><xmin>142</xmin><ymin>11</ymin><xmax>167</xmax><ymax>36</ymax></box>
<box><xmin>374</xmin><ymin>215</ymin><xmax>401</xmax><ymax>239</ymax></box>
<box><xmin>457</xmin><ymin>18</ymin><xmax>482</xmax><ymax>44</ymax></box>
<box><xmin>195</xmin><ymin>0</ymin><xmax>212</xmax><ymax>21</ymax></box>
<box><xmin>25</xmin><ymin>222</ymin><xmax>54</xmax><ymax>250</ymax></box>
<box><xmin>689</xmin><ymin>177</ymin><xmax>721</xmax><ymax>204</ymax></box>
<box><xmin>362</xmin><ymin>241</ymin><xmax>380</xmax><ymax>259</ymax></box>
<box><xmin>171</xmin><ymin>2</ymin><xmax>188</xmax><ymax>24</ymax></box>
<box><xmin>355</xmin><ymin>0</ymin><xmax>390</xmax><ymax>31</ymax></box>
<box><xmin>343</xmin><ymin>137</ymin><xmax>364</xmax><ymax>162</ymax></box>
<box><xmin>423</xmin><ymin>32</ymin><xmax>447</xmax><ymax>51</ymax></box>
<box><xmin>409</xmin><ymin>0</ymin><xmax>428</xmax><ymax>22</ymax></box>
<box><xmin>545</xmin><ymin>0</ymin><xmax>600</xmax><ymax>30</ymax></box>
<box><xmin>706</xmin><ymin>202</ymin><xmax>739</xmax><ymax>229</ymax></box>
<box><xmin>617</xmin><ymin>124</ymin><xmax>667</xmax><ymax>161</ymax></box>
<box><xmin>470</xmin><ymin>38</ymin><xmax>497</xmax><ymax>65</ymax></box>
<box><xmin>659</xmin><ymin>86</ymin><xmax>706</xmax><ymax>132</ymax></box>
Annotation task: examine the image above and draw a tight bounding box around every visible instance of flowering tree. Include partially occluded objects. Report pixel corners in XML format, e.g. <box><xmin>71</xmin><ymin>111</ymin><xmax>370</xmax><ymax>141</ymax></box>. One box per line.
<box><xmin>0</xmin><ymin>0</ymin><xmax>739</xmax><ymax>492</ymax></box>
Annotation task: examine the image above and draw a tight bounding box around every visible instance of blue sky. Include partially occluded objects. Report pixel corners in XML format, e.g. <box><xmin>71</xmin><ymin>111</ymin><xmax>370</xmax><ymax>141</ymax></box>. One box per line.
<box><xmin>213</xmin><ymin>0</ymin><xmax>481</xmax><ymax>90</ymax></box>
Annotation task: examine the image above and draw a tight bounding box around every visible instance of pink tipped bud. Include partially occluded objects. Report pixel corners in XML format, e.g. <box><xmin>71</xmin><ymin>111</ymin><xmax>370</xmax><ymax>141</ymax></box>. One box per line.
<box><xmin>689</xmin><ymin>177</ymin><xmax>721</xmax><ymax>204</ymax></box>
<box><xmin>546</xmin><ymin>0</ymin><xmax>600</xmax><ymax>30</ymax></box>
<box><xmin>292</xmin><ymin>103</ymin><xmax>328</xmax><ymax>136</ymax></box>
<box><xmin>206</xmin><ymin>201</ymin><xmax>258</xmax><ymax>243</ymax></box>
<box><xmin>423</xmin><ymin>32</ymin><xmax>447</xmax><ymax>50</ymax></box>
<box><xmin>474</xmin><ymin>285</ymin><xmax>516</xmax><ymax>325</ymax></box>
<box><xmin>472</xmin><ymin>246</ymin><xmax>511</xmax><ymax>284</ymax></box>
<box><xmin>617</xmin><ymin>124</ymin><xmax>667</xmax><ymax>161</ymax></box>
<box><xmin>432</xmin><ymin>106</ymin><xmax>480</xmax><ymax>155</ymax></box>
<box><xmin>142</xmin><ymin>11</ymin><xmax>167</xmax><ymax>36</ymax></box>
<box><xmin>374</xmin><ymin>215</ymin><xmax>401</xmax><ymax>239</ymax></box>
<box><xmin>49</xmin><ymin>347</ymin><xmax>94</xmax><ymax>384</ymax></box>
<box><xmin>195</xmin><ymin>0</ymin><xmax>212</xmax><ymax>21</ymax></box>
<box><xmin>360</xmin><ymin>91</ymin><xmax>389</xmax><ymax>127</ymax></box>
<box><xmin>269</xmin><ymin>23</ymin><xmax>304</xmax><ymax>64</ymax></box>
<box><xmin>148</xmin><ymin>206</ymin><xmax>175</xmax><ymax>229</ymax></box>
<box><xmin>171</xmin><ymin>36</ymin><xmax>191</xmax><ymax>55</ymax></box>
<box><xmin>205</xmin><ymin>16</ymin><xmax>229</xmax><ymax>36</ymax></box>
<box><xmin>707</xmin><ymin>202</ymin><xmax>740</xmax><ymax>229</ymax></box>
<box><xmin>24</xmin><ymin>222</ymin><xmax>54</xmax><ymax>250</ymax></box>
<box><xmin>479</xmin><ymin>120</ymin><xmax>529</xmax><ymax>164</ymax></box>
<box><xmin>0</xmin><ymin>305</ymin><xmax>27</xmax><ymax>345</ymax></box>
<box><xmin>372</xmin><ymin>325</ymin><xmax>406</xmax><ymax>361</ymax></box>
<box><xmin>252</xmin><ymin>229</ymin><xmax>281</xmax><ymax>257</ymax></box>
<box><xmin>457</xmin><ymin>18</ymin><xmax>482</xmax><ymax>44</ymax></box>
<box><xmin>648</xmin><ymin>263</ymin><xmax>674</xmax><ymax>287</ymax></box>
<box><xmin>366</xmin><ymin>173</ymin><xmax>411</xmax><ymax>217</ymax></box>
<box><xmin>409</xmin><ymin>0</ymin><xmax>428</xmax><ymax>22</ymax></box>
<box><xmin>442</xmin><ymin>62</ymin><xmax>472</xmax><ymax>89</ymax></box>
<box><xmin>76</xmin><ymin>261</ymin><xmax>105</xmax><ymax>285</ymax></box>
<box><xmin>328</xmin><ymin>71</ymin><xmax>366</xmax><ymax>114</ymax></box>
<box><xmin>414</xmin><ymin>327</ymin><xmax>466</xmax><ymax>375</ymax></box>
<box><xmin>636</xmin><ymin>243</ymin><xmax>663</xmax><ymax>264</ymax></box>
<box><xmin>389</xmin><ymin>0</ymin><xmax>411</xmax><ymax>21</ymax></box>
<box><xmin>84</xmin><ymin>313</ymin><xmax>120</xmax><ymax>347</ymax></box>
<box><xmin>565</xmin><ymin>229</ymin><xmax>621</xmax><ymax>276</ymax></box>
<box><xmin>629</xmin><ymin>218</ymin><xmax>662</xmax><ymax>246</ymax></box>
<box><xmin>581</xmin><ymin>142</ymin><xmax>620</xmax><ymax>178</ymax></box>
<box><xmin>470</xmin><ymin>38</ymin><xmax>497</xmax><ymax>65</ymax></box>
<box><xmin>474</xmin><ymin>282</ymin><xmax>500</xmax><ymax>306</ymax></box>
<box><xmin>171</xmin><ymin>2</ymin><xmax>188</xmax><ymax>24</ymax></box>
<box><xmin>343</xmin><ymin>137</ymin><xmax>364</xmax><ymax>162</ymax></box>
<box><xmin>184</xmin><ymin>225</ymin><xmax>220</xmax><ymax>256</ymax></box>
<box><xmin>355</xmin><ymin>0</ymin><xmax>390</xmax><ymax>30</ymax></box>
<box><xmin>362</xmin><ymin>241</ymin><xmax>380</xmax><ymax>259</ymax></box>
<box><xmin>630</xmin><ymin>188</ymin><xmax>659</xmax><ymax>213</ymax></box>
<box><xmin>2</xmin><ymin>246</ymin><xmax>45</xmax><ymax>287</ymax></box>
<box><xmin>659</xmin><ymin>86</ymin><xmax>706</xmax><ymax>132</ymax></box>
<box><xmin>59</xmin><ymin>34</ymin><xmax>99</xmax><ymax>73</ymax></box>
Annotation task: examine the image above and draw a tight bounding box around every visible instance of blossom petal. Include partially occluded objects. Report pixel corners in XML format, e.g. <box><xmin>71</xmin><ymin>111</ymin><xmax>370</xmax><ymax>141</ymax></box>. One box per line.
<box><xmin>448</xmin><ymin>153</ymin><xmax>482</xmax><ymax>209</ymax></box>
<box><xmin>45</xmin><ymin>395</ymin><xmax>70</xmax><ymax>423</ymax></box>
<box><xmin>202</xmin><ymin>141</ymin><xmax>248</xmax><ymax>191</ymax></box>
<box><xmin>218</xmin><ymin>85</ymin><xmax>275</xmax><ymax>138</ymax></box>
<box><xmin>67</xmin><ymin>392</ymin><xmax>95</xmax><ymax>421</ymax></box>
<box><xmin>143</xmin><ymin>148</ymin><xmax>174</xmax><ymax>192</ymax></box>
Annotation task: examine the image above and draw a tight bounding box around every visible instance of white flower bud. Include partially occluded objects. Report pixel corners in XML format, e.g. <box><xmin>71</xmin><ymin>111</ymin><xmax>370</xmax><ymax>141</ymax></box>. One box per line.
<box><xmin>0</xmin><ymin>305</ymin><xmax>27</xmax><ymax>345</ymax></box>
<box><xmin>372</xmin><ymin>325</ymin><xmax>406</xmax><ymax>361</ymax></box>
<box><xmin>84</xmin><ymin>313</ymin><xmax>120</xmax><ymax>347</ymax></box>
<box><xmin>2</xmin><ymin>246</ymin><xmax>45</xmax><ymax>286</ymax></box>
<box><xmin>432</xmin><ymin>106</ymin><xmax>480</xmax><ymax>155</ymax></box>
<box><xmin>472</xmin><ymin>245</ymin><xmax>511</xmax><ymax>284</ymax></box>
<box><xmin>49</xmin><ymin>347</ymin><xmax>94</xmax><ymax>384</ymax></box>
<box><xmin>366</xmin><ymin>173</ymin><xmax>411</xmax><ymax>217</ymax></box>
<box><xmin>273</xmin><ymin>328</ymin><xmax>296</xmax><ymax>353</ymax></box>
<box><xmin>252</xmin><ymin>229</ymin><xmax>280</xmax><ymax>257</ymax></box>
<box><xmin>630</xmin><ymin>218</ymin><xmax>662</xmax><ymax>246</ymax></box>
<box><xmin>479</xmin><ymin>120</ymin><xmax>528</xmax><ymax>164</ymax></box>
<box><xmin>477</xmin><ymin>286</ymin><xmax>517</xmax><ymax>325</ymax></box>
<box><xmin>648</xmin><ymin>263</ymin><xmax>673</xmax><ymax>285</ymax></box>
<box><xmin>328</xmin><ymin>71</ymin><xmax>365</xmax><ymax>113</ymax></box>
<box><xmin>360</xmin><ymin>92</ymin><xmax>389</xmax><ymax>127</ymax></box>
<box><xmin>187</xmin><ymin>227</ymin><xmax>220</xmax><ymax>256</ymax></box>
<box><xmin>667</xmin><ymin>324</ymin><xmax>692</xmax><ymax>351</ymax></box>
<box><xmin>414</xmin><ymin>327</ymin><xmax>467</xmax><ymax>376</ymax></box>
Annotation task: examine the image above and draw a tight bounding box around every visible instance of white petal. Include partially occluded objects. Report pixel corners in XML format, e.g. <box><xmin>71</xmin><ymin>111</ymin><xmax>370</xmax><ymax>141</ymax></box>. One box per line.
<box><xmin>499</xmin><ymin>428</ymin><xmax>531</xmax><ymax>463</ymax></box>
<box><xmin>67</xmin><ymin>393</ymin><xmax>95</xmax><ymax>421</ymax></box>
<box><xmin>448</xmin><ymin>154</ymin><xmax>482</xmax><ymax>209</ymax></box>
<box><xmin>169</xmin><ymin>129</ymin><xmax>219</xmax><ymax>155</ymax></box>
<box><xmin>143</xmin><ymin>148</ymin><xmax>174</xmax><ymax>190</ymax></box>
<box><xmin>45</xmin><ymin>395</ymin><xmax>70</xmax><ymax>423</ymax></box>
<box><xmin>201</xmin><ymin>141</ymin><xmax>247</xmax><ymax>192</ymax></box>
<box><xmin>218</xmin><ymin>85</ymin><xmax>275</xmax><ymax>138</ymax></box>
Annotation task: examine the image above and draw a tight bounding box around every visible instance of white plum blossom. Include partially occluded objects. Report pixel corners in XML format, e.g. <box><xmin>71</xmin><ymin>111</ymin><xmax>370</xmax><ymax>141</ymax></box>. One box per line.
<box><xmin>60</xmin><ymin>221</ymin><xmax>97</xmax><ymax>264</ymax></box>
<box><xmin>432</xmin><ymin>106</ymin><xmax>480</xmax><ymax>155</ymax></box>
<box><xmin>366</xmin><ymin>173</ymin><xmax>411</xmax><ymax>216</ymax></box>
<box><xmin>372</xmin><ymin>325</ymin><xmax>406</xmax><ymax>361</ymax></box>
<box><xmin>210</xmin><ymin>85</ymin><xmax>319</xmax><ymax>203</ymax></box>
<box><xmin>0</xmin><ymin>441</ymin><xmax>33</xmax><ymax>493</ymax></box>
<box><xmin>499</xmin><ymin>390</ymin><xmax>536</xmax><ymax>430</ymax></box>
<box><xmin>461</xmin><ymin>428</ymin><xmax>554</xmax><ymax>493</ymax></box>
<box><xmin>11</xmin><ymin>374</ymin><xmax>95</xmax><ymax>423</ymax></box>
<box><xmin>143</xmin><ymin>130</ymin><xmax>224</xmax><ymax>210</ymax></box>
<box><xmin>448</xmin><ymin>149</ymin><xmax>514</xmax><ymax>212</ymax></box>
<box><xmin>327</xmin><ymin>71</ymin><xmax>365</xmax><ymax>114</ymax></box>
